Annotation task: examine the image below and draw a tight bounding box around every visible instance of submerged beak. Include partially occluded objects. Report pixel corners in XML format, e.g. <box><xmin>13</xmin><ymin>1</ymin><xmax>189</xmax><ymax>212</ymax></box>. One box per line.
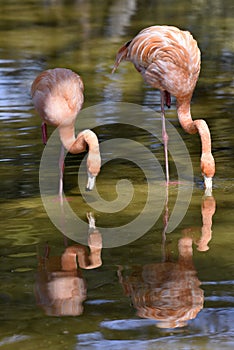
<box><xmin>204</xmin><ymin>176</ymin><xmax>213</xmax><ymax>197</ymax></box>
<box><xmin>86</xmin><ymin>172</ymin><xmax>96</xmax><ymax>191</ymax></box>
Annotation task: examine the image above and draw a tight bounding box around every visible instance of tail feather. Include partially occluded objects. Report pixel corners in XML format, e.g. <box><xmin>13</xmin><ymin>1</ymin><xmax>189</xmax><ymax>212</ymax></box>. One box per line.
<box><xmin>112</xmin><ymin>40</ymin><xmax>132</xmax><ymax>73</ymax></box>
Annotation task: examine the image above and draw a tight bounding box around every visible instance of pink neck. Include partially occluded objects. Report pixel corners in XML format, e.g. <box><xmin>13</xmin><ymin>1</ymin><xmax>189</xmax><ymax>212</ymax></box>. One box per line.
<box><xmin>58</xmin><ymin>125</ymin><xmax>101</xmax><ymax>177</ymax></box>
<box><xmin>58</xmin><ymin>125</ymin><xmax>99</xmax><ymax>154</ymax></box>
<box><xmin>58</xmin><ymin>124</ymin><xmax>77</xmax><ymax>151</ymax></box>
<box><xmin>176</xmin><ymin>99</ymin><xmax>212</xmax><ymax>154</ymax></box>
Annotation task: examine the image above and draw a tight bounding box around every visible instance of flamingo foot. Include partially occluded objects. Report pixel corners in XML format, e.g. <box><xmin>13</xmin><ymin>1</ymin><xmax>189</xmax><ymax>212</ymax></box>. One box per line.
<box><xmin>161</xmin><ymin>180</ymin><xmax>184</xmax><ymax>186</ymax></box>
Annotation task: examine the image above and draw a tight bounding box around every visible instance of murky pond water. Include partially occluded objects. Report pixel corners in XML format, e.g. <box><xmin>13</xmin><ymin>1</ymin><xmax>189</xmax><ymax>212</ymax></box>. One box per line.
<box><xmin>0</xmin><ymin>0</ymin><xmax>234</xmax><ymax>349</ymax></box>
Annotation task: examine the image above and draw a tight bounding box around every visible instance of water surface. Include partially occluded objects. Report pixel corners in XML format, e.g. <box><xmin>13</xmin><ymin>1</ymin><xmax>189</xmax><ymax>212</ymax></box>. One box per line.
<box><xmin>0</xmin><ymin>0</ymin><xmax>233</xmax><ymax>349</ymax></box>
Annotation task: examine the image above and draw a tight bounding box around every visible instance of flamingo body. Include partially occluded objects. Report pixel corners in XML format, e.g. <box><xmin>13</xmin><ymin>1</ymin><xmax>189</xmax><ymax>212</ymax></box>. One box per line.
<box><xmin>113</xmin><ymin>26</ymin><xmax>215</xmax><ymax>192</ymax></box>
<box><xmin>31</xmin><ymin>68</ymin><xmax>84</xmax><ymax>128</ymax></box>
<box><xmin>114</xmin><ymin>26</ymin><xmax>200</xmax><ymax>99</ymax></box>
<box><xmin>31</xmin><ymin>68</ymin><xmax>101</xmax><ymax>191</ymax></box>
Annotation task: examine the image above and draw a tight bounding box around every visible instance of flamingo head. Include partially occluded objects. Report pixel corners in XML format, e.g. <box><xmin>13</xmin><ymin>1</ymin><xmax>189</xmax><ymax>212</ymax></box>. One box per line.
<box><xmin>86</xmin><ymin>152</ymin><xmax>101</xmax><ymax>191</ymax></box>
<box><xmin>86</xmin><ymin>171</ymin><xmax>97</xmax><ymax>191</ymax></box>
<box><xmin>204</xmin><ymin>176</ymin><xmax>213</xmax><ymax>197</ymax></box>
<box><xmin>201</xmin><ymin>153</ymin><xmax>215</xmax><ymax>196</ymax></box>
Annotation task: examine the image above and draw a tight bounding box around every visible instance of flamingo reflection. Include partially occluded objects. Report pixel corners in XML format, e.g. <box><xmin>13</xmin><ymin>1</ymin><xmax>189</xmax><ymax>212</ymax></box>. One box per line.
<box><xmin>35</xmin><ymin>213</ymin><xmax>102</xmax><ymax>316</ymax></box>
<box><xmin>118</xmin><ymin>196</ymin><xmax>216</xmax><ymax>328</ymax></box>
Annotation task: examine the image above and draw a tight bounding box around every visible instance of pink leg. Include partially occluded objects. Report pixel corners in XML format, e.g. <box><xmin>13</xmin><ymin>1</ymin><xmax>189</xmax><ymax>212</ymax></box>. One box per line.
<box><xmin>58</xmin><ymin>145</ymin><xmax>65</xmax><ymax>200</ymax></box>
<box><xmin>160</xmin><ymin>91</ymin><xmax>169</xmax><ymax>185</ymax></box>
<box><xmin>41</xmin><ymin>122</ymin><xmax>47</xmax><ymax>145</ymax></box>
<box><xmin>164</xmin><ymin>91</ymin><xmax>171</xmax><ymax>108</ymax></box>
<box><xmin>161</xmin><ymin>184</ymin><xmax>169</xmax><ymax>261</ymax></box>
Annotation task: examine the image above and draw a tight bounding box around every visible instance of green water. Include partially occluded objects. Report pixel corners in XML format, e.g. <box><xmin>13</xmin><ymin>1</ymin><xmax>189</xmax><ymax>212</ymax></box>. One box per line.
<box><xmin>0</xmin><ymin>0</ymin><xmax>234</xmax><ymax>349</ymax></box>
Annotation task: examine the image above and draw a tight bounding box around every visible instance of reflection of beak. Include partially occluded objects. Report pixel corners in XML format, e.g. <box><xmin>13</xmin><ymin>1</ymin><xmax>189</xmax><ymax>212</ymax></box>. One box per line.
<box><xmin>204</xmin><ymin>176</ymin><xmax>212</xmax><ymax>197</ymax></box>
<box><xmin>86</xmin><ymin>172</ymin><xmax>96</xmax><ymax>191</ymax></box>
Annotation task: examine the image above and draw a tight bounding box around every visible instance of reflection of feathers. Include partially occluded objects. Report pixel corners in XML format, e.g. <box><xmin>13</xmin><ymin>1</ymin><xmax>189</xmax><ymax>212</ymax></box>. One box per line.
<box><xmin>118</xmin><ymin>237</ymin><xmax>204</xmax><ymax>328</ymax></box>
<box><xmin>35</xmin><ymin>254</ymin><xmax>86</xmax><ymax>317</ymax></box>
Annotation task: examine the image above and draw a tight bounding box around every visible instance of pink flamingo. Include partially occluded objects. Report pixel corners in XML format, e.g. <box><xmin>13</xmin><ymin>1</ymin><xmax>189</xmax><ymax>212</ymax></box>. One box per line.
<box><xmin>112</xmin><ymin>25</ymin><xmax>215</xmax><ymax>192</ymax></box>
<box><xmin>31</xmin><ymin>68</ymin><xmax>101</xmax><ymax>193</ymax></box>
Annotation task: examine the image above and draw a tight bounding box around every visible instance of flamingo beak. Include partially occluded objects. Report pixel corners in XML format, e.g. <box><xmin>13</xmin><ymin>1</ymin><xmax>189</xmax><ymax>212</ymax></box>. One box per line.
<box><xmin>204</xmin><ymin>176</ymin><xmax>213</xmax><ymax>197</ymax></box>
<box><xmin>86</xmin><ymin>172</ymin><xmax>96</xmax><ymax>191</ymax></box>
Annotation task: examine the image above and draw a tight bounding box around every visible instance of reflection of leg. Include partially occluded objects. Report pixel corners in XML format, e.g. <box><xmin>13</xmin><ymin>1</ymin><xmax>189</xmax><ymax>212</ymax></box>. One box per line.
<box><xmin>117</xmin><ymin>265</ymin><xmax>130</xmax><ymax>296</ymax></box>
<box><xmin>160</xmin><ymin>91</ymin><xmax>169</xmax><ymax>185</ymax></box>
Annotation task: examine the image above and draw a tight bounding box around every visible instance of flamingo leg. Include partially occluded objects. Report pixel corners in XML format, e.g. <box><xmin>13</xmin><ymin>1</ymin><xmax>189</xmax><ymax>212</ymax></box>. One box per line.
<box><xmin>41</xmin><ymin>122</ymin><xmax>47</xmax><ymax>145</ymax></box>
<box><xmin>58</xmin><ymin>144</ymin><xmax>65</xmax><ymax>200</ymax></box>
<box><xmin>160</xmin><ymin>90</ymin><xmax>169</xmax><ymax>185</ymax></box>
<box><xmin>164</xmin><ymin>90</ymin><xmax>171</xmax><ymax>108</ymax></box>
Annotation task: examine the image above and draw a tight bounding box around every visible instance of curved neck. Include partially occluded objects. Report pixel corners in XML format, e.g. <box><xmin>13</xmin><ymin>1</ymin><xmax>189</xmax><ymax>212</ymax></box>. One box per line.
<box><xmin>58</xmin><ymin>126</ymin><xmax>99</xmax><ymax>154</ymax></box>
<box><xmin>176</xmin><ymin>98</ymin><xmax>197</xmax><ymax>135</ymax></box>
<box><xmin>194</xmin><ymin>119</ymin><xmax>212</xmax><ymax>154</ymax></box>
<box><xmin>58</xmin><ymin>124</ymin><xmax>82</xmax><ymax>153</ymax></box>
<box><xmin>176</xmin><ymin>98</ymin><xmax>212</xmax><ymax>154</ymax></box>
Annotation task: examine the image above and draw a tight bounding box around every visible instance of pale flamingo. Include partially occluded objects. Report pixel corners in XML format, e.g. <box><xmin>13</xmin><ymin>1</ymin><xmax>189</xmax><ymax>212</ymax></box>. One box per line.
<box><xmin>31</xmin><ymin>68</ymin><xmax>101</xmax><ymax>192</ymax></box>
<box><xmin>112</xmin><ymin>25</ymin><xmax>215</xmax><ymax>192</ymax></box>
